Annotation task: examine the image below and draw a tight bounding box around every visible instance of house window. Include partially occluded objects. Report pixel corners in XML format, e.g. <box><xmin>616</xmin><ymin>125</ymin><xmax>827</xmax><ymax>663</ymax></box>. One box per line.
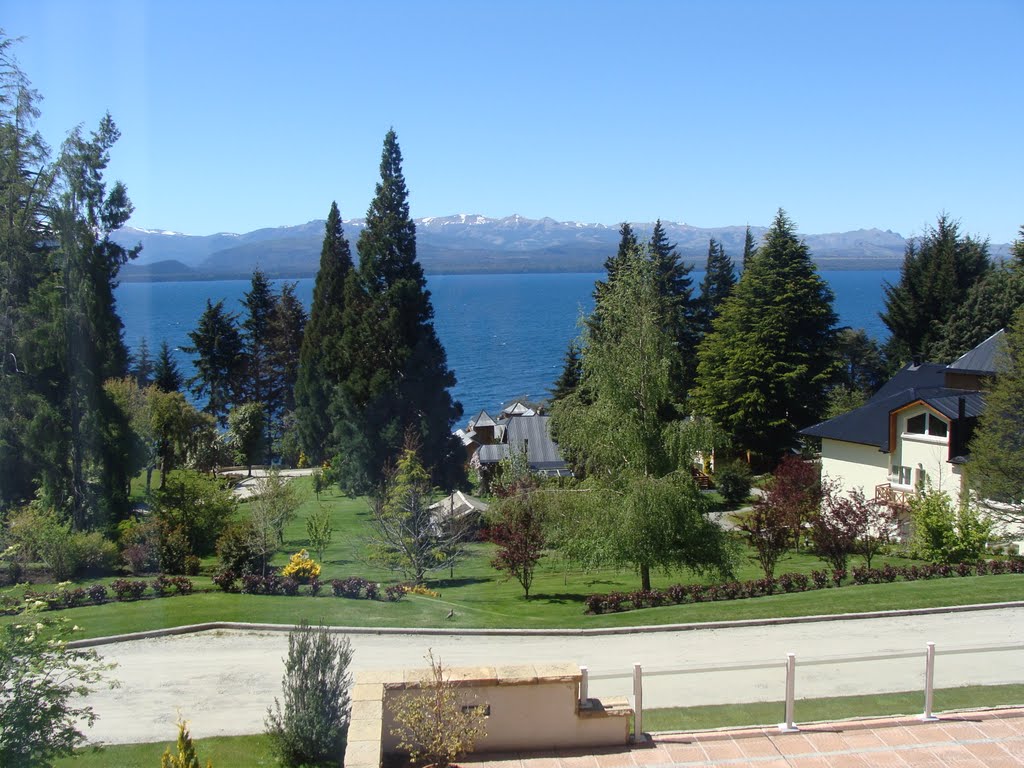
<box><xmin>905</xmin><ymin>412</ymin><xmax>947</xmax><ymax>438</ymax></box>
<box><xmin>893</xmin><ymin>465</ymin><xmax>913</xmax><ymax>486</ymax></box>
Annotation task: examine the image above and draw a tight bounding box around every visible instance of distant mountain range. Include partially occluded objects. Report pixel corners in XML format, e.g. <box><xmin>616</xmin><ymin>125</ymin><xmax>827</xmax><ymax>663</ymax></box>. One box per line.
<box><xmin>113</xmin><ymin>215</ymin><xmax>1013</xmax><ymax>281</ymax></box>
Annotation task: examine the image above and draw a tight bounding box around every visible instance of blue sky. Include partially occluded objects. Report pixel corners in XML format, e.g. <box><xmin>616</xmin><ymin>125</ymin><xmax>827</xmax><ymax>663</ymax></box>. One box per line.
<box><xmin>5</xmin><ymin>0</ymin><xmax>1022</xmax><ymax>242</ymax></box>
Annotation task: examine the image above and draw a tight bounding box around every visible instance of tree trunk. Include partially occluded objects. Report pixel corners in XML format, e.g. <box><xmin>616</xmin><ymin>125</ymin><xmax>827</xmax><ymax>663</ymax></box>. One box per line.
<box><xmin>640</xmin><ymin>563</ymin><xmax>651</xmax><ymax>592</ymax></box>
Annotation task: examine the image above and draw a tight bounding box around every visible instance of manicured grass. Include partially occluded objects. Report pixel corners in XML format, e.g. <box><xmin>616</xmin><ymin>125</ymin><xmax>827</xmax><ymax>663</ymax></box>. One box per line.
<box><xmin>643</xmin><ymin>683</ymin><xmax>1024</xmax><ymax>732</ymax></box>
<box><xmin>56</xmin><ymin>733</ymin><xmax>274</xmax><ymax>767</ymax></box>
<box><xmin>4</xmin><ymin>478</ymin><xmax>1021</xmax><ymax>638</ymax></box>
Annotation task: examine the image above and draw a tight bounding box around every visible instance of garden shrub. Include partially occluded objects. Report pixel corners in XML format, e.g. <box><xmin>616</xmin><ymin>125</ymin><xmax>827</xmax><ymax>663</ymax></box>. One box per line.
<box><xmin>158</xmin><ymin>525</ymin><xmax>192</xmax><ymax>576</ymax></box>
<box><xmin>87</xmin><ymin>584</ymin><xmax>108</xmax><ymax>604</ymax></box>
<box><xmin>110</xmin><ymin>579</ymin><xmax>148</xmax><ymax>601</ymax></box>
<box><xmin>72</xmin><ymin>531</ymin><xmax>119</xmax><ymax>577</ymax></box>
<box><xmin>215</xmin><ymin>519</ymin><xmax>263</xmax><ymax>576</ymax></box>
<box><xmin>265</xmin><ymin>622</ymin><xmax>352</xmax><ymax>768</ymax></box>
<box><xmin>384</xmin><ymin>584</ymin><xmax>405</xmax><ymax>602</ymax></box>
<box><xmin>183</xmin><ymin>555</ymin><xmax>201</xmax><ymax>576</ymax></box>
<box><xmin>212</xmin><ymin>569</ymin><xmax>238</xmax><ymax>593</ymax></box>
<box><xmin>281</xmin><ymin>577</ymin><xmax>300</xmax><ymax>596</ymax></box>
<box><xmin>308</xmin><ymin>577</ymin><xmax>322</xmax><ymax>596</ymax></box>
<box><xmin>714</xmin><ymin>460</ymin><xmax>753</xmax><ymax>507</ymax></box>
<box><xmin>280</xmin><ymin>549</ymin><xmax>321</xmax><ymax>583</ymax></box>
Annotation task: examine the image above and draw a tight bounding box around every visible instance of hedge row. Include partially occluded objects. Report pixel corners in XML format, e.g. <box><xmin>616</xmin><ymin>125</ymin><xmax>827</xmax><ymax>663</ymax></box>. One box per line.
<box><xmin>584</xmin><ymin>559</ymin><xmax>1024</xmax><ymax>614</ymax></box>
<box><xmin>4</xmin><ymin>576</ymin><xmax>194</xmax><ymax>615</ymax></box>
<box><xmin>212</xmin><ymin>571</ymin><xmax>405</xmax><ymax>602</ymax></box>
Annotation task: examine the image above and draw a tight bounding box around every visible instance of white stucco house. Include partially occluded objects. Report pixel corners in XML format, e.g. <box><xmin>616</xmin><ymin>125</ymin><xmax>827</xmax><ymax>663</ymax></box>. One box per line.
<box><xmin>800</xmin><ymin>331</ymin><xmax>1005</xmax><ymax>533</ymax></box>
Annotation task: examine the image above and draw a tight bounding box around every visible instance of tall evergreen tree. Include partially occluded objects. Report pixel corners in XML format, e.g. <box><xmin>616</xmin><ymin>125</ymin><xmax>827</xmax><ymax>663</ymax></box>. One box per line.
<box><xmin>0</xmin><ymin>36</ymin><xmax>54</xmax><ymax>511</ymax></box>
<box><xmin>880</xmin><ymin>214</ymin><xmax>991</xmax><ymax>363</ymax></box>
<box><xmin>548</xmin><ymin>340</ymin><xmax>582</xmax><ymax>403</ymax></box>
<box><xmin>333</xmin><ymin>130</ymin><xmax>463</xmax><ymax>493</ymax></box>
<box><xmin>183</xmin><ymin>299</ymin><xmax>244</xmax><ymax>427</ymax></box>
<box><xmin>934</xmin><ymin>226</ymin><xmax>1024</xmax><ymax>361</ymax></box>
<box><xmin>693</xmin><ymin>209</ymin><xmax>838</xmax><ymax>461</ymax></box>
<box><xmin>295</xmin><ymin>201</ymin><xmax>353</xmax><ymax>464</ymax></box>
<box><xmin>648</xmin><ymin>219</ymin><xmax>700</xmax><ymax>395</ymax></box>
<box><xmin>241</xmin><ymin>268</ymin><xmax>276</xmax><ymax>406</ymax></box>
<box><xmin>153</xmin><ymin>339</ymin><xmax>183</xmax><ymax>393</ymax></box>
<box><xmin>131</xmin><ymin>337</ymin><xmax>153</xmax><ymax>386</ymax></box>
<box><xmin>741</xmin><ymin>225</ymin><xmax>756</xmax><ymax>272</ymax></box>
<box><xmin>267</xmin><ymin>282</ymin><xmax>307</xmax><ymax>418</ymax></box>
<box><xmin>696</xmin><ymin>238</ymin><xmax>736</xmax><ymax>336</ymax></box>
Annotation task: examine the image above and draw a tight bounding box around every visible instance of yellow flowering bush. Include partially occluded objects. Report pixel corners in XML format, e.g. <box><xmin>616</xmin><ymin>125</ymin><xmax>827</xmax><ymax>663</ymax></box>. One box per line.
<box><xmin>402</xmin><ymin>583</ymin><xmax>440</xmax><ymax>598</ymax></box>
<box><xmin>280</xmin><ymin>549</ymin><xmax>321</xmax><ymax>583</ymax></box>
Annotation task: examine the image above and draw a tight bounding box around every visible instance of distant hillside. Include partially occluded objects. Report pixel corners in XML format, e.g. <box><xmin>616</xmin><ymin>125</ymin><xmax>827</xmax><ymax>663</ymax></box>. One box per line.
<box><xmin>112</xmin><ymin>215</ymin><xmax>1013</xmax><ymax>280</ymax></box>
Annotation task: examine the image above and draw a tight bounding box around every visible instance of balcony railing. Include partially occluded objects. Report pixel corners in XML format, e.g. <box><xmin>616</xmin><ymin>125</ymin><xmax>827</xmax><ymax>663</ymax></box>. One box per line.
<box><xmin>874</xmin><ymin>483</ymin><xmax>914</xmax><ymax>509</ymax></box>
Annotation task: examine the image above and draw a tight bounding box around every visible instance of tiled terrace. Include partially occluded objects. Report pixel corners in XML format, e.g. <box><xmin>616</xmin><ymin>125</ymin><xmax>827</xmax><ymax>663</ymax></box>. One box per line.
<box><xmin>462</xmin><ymin>707</ymin><xmax>1024</xmax><ymax>768</ymax></box>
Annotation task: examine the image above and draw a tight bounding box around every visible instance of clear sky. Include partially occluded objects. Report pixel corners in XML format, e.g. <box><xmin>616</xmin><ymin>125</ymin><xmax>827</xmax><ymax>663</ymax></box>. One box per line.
<box><xmin>5</xmin><ymin>0</ymin><xmax>1022</xmax><ymax>242</ymax></box>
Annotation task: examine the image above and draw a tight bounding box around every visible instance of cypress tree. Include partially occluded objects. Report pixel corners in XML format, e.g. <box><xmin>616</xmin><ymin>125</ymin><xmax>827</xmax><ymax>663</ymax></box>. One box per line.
<box><xmin>295</xmin><ymin>202</ymin><xmax>353</xmax><ymax>464</ymax></box>
<box><xmin>880</xmin><ymin>214</ymin><xmax>991</xmax><ymax>363</ymax></box>
<box><xmin>693</xmin><ymin>209</ymin><xmax>838</xmax><ymax>461</ymax></box>
<box><xmin>333</xmin><ymin>129</ymin><xmax>463</xmax><ymax>493</ymax></box>
<box><xmin>696</xmin><ymin>238</ymin><xmax>736</xmax><ymax>336</ymax></box>
<box><xmin>183</xmin><ymin>299</ymin><xmax>244</xmax><ymax>427</ymax></box>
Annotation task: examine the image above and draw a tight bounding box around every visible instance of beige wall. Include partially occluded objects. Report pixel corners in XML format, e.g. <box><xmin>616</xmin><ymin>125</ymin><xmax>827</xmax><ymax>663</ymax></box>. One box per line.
<box><xmin>891</xmin><ymin>405</ymin><xmax>963</xmax><ymax>505</ymax></box>
<box><xmin>377</xmin><ymin>663</ymin><xmax>630</xmax><ymax>755</ymax></box>
<box><xmin>820</xmin><ymin>439</ymin><xmax>890</xmax><ymax>499</ymax></box>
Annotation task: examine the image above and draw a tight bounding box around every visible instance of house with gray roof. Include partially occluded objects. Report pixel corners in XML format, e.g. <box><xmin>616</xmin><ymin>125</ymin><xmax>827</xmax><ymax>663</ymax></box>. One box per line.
<box><xmin>800</xmin><ymin>331</ymin><xmax>1004</xmax><ymax>517</ymax></box>
<box><xmin>467</xmin><ymin>406</ymin><xmax>571</xmax><ymax>479</ymax></box>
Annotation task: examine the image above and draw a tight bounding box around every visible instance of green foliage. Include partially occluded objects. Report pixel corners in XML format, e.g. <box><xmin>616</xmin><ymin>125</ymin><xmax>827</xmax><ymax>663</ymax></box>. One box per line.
<box><xmin>265</xmin><ymin>622</ymin><xmax>352</xmax><ymax>768</ymax></box>
<box><xmin>551</xmin><ymin>246</ymin><xmax>734</xmax><ymax>589</ymax></box>
<box><xmin>693</xmin><ymin>209</ymin><xmax>838</xmax><ymax>460</ymax></box>
<box><xmin>548</xmin><ymin>340</ymin><xmax>582</xmax><ymax>403</ymax></box>
<box><xmin>332</xmin><ymin>131</ymin><xmax>464</xmax><ymax>493</ymax></box>
<box><xmin>160</xmin><ymin>720</ymin><xmax>213</xmax><ymax>768</ymax></box>
<box><xmin>227</xmin><ymin>402</ymin><xmax>266</xmax><ymax>473</ymax></box>
<box><xmin>295</xmin><ymin>202</ymin><xmax>354</xmax><ymax>465</ymax></box>
<box><xmin>131</xmin><ymin>337</ymin><xmax>154</xmax><ymax>387</ymax></box>
<box><xmin>368</xmin><ymin>448</ymin><xmax>462</xmax><ymax>584</ymax></box>
<box><xmin>249</xmin><ymin>468</ymin><xmax>300</xmax><ymax>548</ymax></box>
<box><xmin>489</xmin><ymin>480</ymin><xmax>546</xmax><ymax>599</ymax></box>
<box><xmin>215</xmin><ymin>518</ymin><xmax>263</xmax><ymax>575</ymax></box>
<box><xmin>183</xmin><ymin>299</ymin><xmax>244</xmax><ymax>428</ymax></box>
<box><xmin>965</xmin><ymin>301</ymin><xmax>1024</xmax><ymax>527</ymax></box>
<box><xmin>389</xmin><ymin>650</ymin><xmax>486</xmax><ymax>768</ymax></box>
<box><xmin>0</xmin><ymin>605</ymin><xmax>114</xmax><ymax>767</ymax></box>
<box><xmin>910</xmin><ymin>490</ymin><xmax>992</xmax><ymax>564</ymax></box>
<box><xmin>697</xmin><ymin>237</ymin><xmax>736</xmax><ymax>335</ymax></box>
<box><xmin>881</xmin><ymin>214</ymin><xmax>991</xmax><ymax>363</ymax></box>
<box><xmin>153</xmin><ymin>340</ymin><xmax>184</xmax><ymax>393</ymax></box>
<box><xmin>714</xmin><ymin>460</ymin><xmax>752</xmax><ymax>507</ymax></box>
<box><xmin>305</xmin><ymin>504</ymin><xmax>333</xmax><ymax>563</ymax></box>
<box><xmin>153</xmin><ymin>470</ymin><xmax>236</xmax><ymax>557</ymax></box>
<box><xmin>3</xmin><ymin>504</ymin><xmax>116</xmax><ymax>580</ymax></box>
<box><xmin>831</xmin><ymin>328</ymin><xmax>888</xmax><ymax>399</ymax></box>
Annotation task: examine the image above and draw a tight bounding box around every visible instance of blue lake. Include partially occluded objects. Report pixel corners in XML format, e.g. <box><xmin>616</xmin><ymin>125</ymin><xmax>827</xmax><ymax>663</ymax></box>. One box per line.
<box><xmin>116</xmin><ymin>270</ymin><xmax>897</xmax><ymax>422</ymax></box>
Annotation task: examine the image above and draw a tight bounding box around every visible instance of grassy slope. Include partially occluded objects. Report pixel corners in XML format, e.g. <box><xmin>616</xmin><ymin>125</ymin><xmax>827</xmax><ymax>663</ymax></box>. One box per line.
<box><xmin>4</xmin><ymin>479</ymin><xmax>1022</xmax><ymax>639</ymax></box>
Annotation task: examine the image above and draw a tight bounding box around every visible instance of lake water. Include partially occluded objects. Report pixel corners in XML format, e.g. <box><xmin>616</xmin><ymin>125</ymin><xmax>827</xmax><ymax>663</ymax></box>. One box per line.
<box><xmin>116</xmin><ymin>270</ymin><xmax>897</xmax><ymax>422</ymax></box>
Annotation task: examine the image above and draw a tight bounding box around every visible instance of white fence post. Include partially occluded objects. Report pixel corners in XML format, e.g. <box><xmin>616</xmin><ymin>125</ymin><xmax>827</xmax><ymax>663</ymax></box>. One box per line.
<box><xmin>921</xmin><ymin>642</ymin><xmax>939</xmax><ymax>721</ymax></box>
<box><xmin>778</xmin><ymin>652</ymin><xmax>799</xmax><ymax>733</ymax></box>
<box><xmin>579</xmin><ymin>665</ymin><xmax>589</xmax><ymax>706</ymax></box>
<box><xmin>633</xmin><ymin>662</ymin><xmax>644</xmax><ymax>741</ymax></box>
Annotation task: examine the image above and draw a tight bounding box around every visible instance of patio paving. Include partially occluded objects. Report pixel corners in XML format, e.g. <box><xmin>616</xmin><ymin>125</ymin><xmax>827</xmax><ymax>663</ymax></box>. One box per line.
<box><xmin>462</xmin><ymin>707</ymin><xmax>1024</xmax><ymax>767</ymax></box>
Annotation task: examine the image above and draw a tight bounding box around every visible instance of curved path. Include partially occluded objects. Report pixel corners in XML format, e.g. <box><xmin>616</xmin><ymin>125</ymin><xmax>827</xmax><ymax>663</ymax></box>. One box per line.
<box><xmin>84</xmin><ymin>606</ymin><xmax>1024</xmax><ymax>745</ymax></box>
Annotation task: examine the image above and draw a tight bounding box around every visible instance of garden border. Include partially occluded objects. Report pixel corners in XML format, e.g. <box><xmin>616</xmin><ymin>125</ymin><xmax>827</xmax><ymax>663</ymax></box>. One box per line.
<box><xmin>67</xmin><ymin>599</ymin><xmax>1024</xmax><ymax>648</ymax></box>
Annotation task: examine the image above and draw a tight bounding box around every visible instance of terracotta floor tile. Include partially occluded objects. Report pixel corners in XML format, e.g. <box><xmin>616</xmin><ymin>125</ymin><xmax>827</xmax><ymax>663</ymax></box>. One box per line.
<box><xmin>770</xmin><ymin>733</ymin><xmax>818</xmax><ymax>756</ymax></box>
<box><xmin>623</xmin><ymin>746</ymin><xmax>668</xmax><ymax>766</ymax></box>
<box><xmin>785</xmin><ymin>756</ymin><xmax>832</xmax><ymax>768</ymax></box>
<box><xmin>937</xmin><ymin>721</ymin><xmax>988</xmax><ymax>741</ymax></box>
<box><xmin>515</xmin><ymin>758</ymin><xmax>561</xmax><ymax>768</ymax></box>
<box><xmin>873</xmin><ymin>726</ymin><xmax>923</xmax><ymax>748</ymax></box>
<box><xmin>888</xmin><ymin>753</ymin><xmax>946</xmax><ymax>768</ymax></box>
<box><xmin>925</xmin><ymin>743</ymin><xmax>986</xmax><ymax>764</ymax></box>
<box><xmin>698</xmin><ymin>739</ymin><xmax>745</xmax><ymax>762</ymax></box>
<box><xmin>662</xmin><ymin>743</ymin><xmax>707</xmax><ymax>764</ymax></box>
<box><xmin>800</xmin><ymin>730</ymin><xmax>849</xmax><ymax>753</ymax></box>
<box><xmin>838</xmin><ymin>729</ymin><xmax>887</xmax><ymax>751</ymax></box>
<box><xmin>593</xmin><ymin>750</ymin><xmax>637</xmax><ymax>768</ymax></box>
<box><xmin>734</xmin><ymin>736</ymin><xmax>783</xmax><ymax>759</ymax></box>
<box><xmin>555</xmin><ymin>753</ymin><xmax>600</xmax><ymax>768</ymax></box>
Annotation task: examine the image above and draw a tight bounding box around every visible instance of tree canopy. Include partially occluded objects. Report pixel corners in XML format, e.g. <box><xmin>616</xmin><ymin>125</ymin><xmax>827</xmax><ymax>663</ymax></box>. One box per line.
<box><xmin>693</xmin><ymin>209</ymin><xmax>838</xmax><ymax>461</ymax></box>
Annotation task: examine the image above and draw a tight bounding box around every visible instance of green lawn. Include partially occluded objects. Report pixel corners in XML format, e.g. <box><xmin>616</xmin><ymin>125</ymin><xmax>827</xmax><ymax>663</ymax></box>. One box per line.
<box><xmin>643</xmin><ymin>683</ymin><xmax>1024</xmax><ymax>732</ymax></box>
<box><xmin>4</xmin><ymin>478</ymin><xmax>1021</xmax><ymax>639</ymax></box>
<box><xmin>55</xmin><ymin>733</ymin><xmax>274</xmax><ymax>768</ymax></box>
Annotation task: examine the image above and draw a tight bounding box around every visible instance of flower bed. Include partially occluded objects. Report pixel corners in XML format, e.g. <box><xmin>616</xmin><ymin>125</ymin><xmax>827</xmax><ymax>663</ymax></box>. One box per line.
<box><xmin>583</xmin><ymin>559</ymin><xmax>1024</xmax><ymax>614</ymax></box>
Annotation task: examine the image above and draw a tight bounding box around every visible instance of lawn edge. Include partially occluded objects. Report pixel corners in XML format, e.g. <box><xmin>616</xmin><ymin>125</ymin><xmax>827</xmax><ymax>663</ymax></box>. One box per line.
<box><xmin>68</xmin><ymin>598</ymin><xmax>1024</xmax><ymax>647</ymax></box>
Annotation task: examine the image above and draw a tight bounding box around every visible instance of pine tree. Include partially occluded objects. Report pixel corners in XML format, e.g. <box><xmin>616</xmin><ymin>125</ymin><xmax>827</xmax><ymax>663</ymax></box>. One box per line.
<box><xmin>549</xmin><ymin>340</ymin><xmax>582</xmax><ymax>403</ymax></box>
<box><xmin>934</xmin><ymin>226</ymin><xmax>1024</xmax><ymax>361</ymax></box>
<box><xmin>881</xmin><ymin>214</ymin><xmax>991</xmax><ymax>363</ymax></box>
<box><xmin>648</xmin><ymin>219</ymin><xmax>700</xmax><ymax>395</ymax></box>
<box><xmin>332</xmin><ymin>130</ymin><xmax>463</xmax><ymax>493</ymax></box>
<box><xmin>183</xmin><ymin>299</ymin><xmax>244</xmax><ymax>427</ymax></box>
<box><xmin>741</xmin><ymin>225</ymin><xmax>757</xmax><ymax>272</ymax></box>
<box><xmin>241</xmin><ymin>268</ymin><xmax>276</xmax><ymax>406</ymax></box>
<box><xmin>693</xmin><ymin>209</ymin><xmax>838</xmax><ymax>461</ymax></box>
<box><xmin>966</xmin><ymin>301</ymin><xmax>1024</xmax><ymax>525</ymax></box>
<box><xmin>295</xmin><ymin>202</ymin><xmax>353</xmax><ymax>464</ymax></box>
<box><xmin>266</xmin><ymin>281</ymin><xmax>306</xmax><ymax>429</ymax></box>
<box><xmin>153</xmin><ymin>339</ymin><xmax>183</xmax><ymax>393</ymax></box>
<box><xmin>696</xmin><ymin>238</ymin><xmax>736</xmax><ymax>336</ymax></box>
<box><xmin>131</xmin><ymin>337</ymin><xmax>153</xmax><ymax>386</ymax></box>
